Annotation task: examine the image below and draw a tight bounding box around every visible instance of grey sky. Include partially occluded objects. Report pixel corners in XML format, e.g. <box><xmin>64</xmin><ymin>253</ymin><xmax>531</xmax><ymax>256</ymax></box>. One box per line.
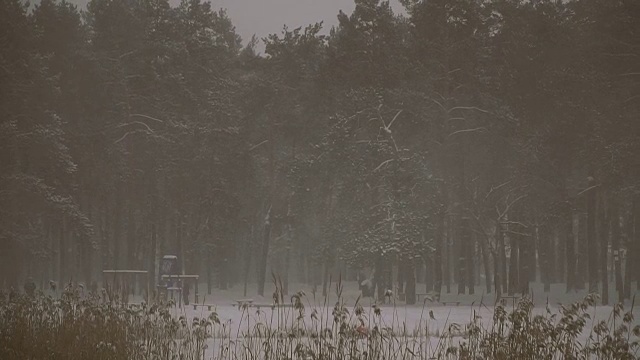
<box><xmin>69</xmin><ymin>0</ymin><xmax>403</xmax><ymax>49</ymax></box>
<box><xmin>209</xmin><ymin>0</ymin><xmax>403</xmax><ymax>44</ymax></box>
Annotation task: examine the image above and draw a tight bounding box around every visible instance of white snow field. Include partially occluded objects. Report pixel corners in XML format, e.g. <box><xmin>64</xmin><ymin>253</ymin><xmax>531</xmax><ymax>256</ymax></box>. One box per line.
<box><xmin>151</xmin><ymin>281</ymin><xmax>640</xmax><ymax>359</ymax></box>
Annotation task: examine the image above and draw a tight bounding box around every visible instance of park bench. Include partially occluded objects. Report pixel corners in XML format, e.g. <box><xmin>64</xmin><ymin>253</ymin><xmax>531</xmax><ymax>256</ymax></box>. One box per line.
<box><xmin>440</xmin><ymin>301</ymin><xmax>461</xmax><ymax>306</ymax></box>
<box><xmin>193</xmin><ymin>303</ymin><xmax>216</xmax><ymax>311</ymax></box>
<box><xmin>416</xmin><ymin>293</ymin><xmax>436</xmax><ymax>303</ymax></box>
<box><xmin>233</xmin><ymin>299</ymin><xmax>294</xmax><ymax>310</ymax></box>
<box><xmin>499</xmin><ymin>295</ymin><xmax>521</xmax><ymax>305</ymax></box>
<box><xmin>233</xmin><ymin>299</ymin><xmax>255</xmax><ymax>308</ymax></box>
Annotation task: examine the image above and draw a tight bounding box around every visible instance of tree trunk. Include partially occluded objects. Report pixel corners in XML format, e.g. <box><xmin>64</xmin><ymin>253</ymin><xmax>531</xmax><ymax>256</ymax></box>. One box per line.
<box><xmin>444</xmin><ymin>216</ymin><xmax>451</xmax><ymax>293</ymax></box>
<box><xmin>397</xmin><ymin>261</ymin><xmax>406</xmax><ymax>295</ymax></box>
<box><xmin>283</xmin><ymin>247</ymin><xmax>290</xmax><ymax>296</ymax></box>
<box><xmin>599</xmin><ymin>191</ymin><xmax>609</xmax><ymax>305</ymax></box>
<box><xmin>494</xmin><ymin>249</ymin><xmax>502</xmax><ymax>301</ymax></box>
<box><xmin>151</xmin><ymin>223</ymin><xmax>158</xmax><ymax>299</ymax></box>
<box><xmin>207</xmin><ymin>250</ymin><xmax>213</xmax><ymax>295</ymax></box>
<box><xmin>495</xmin><ymin>224</ymin><xmax>506</xmax><ymax>297</ymax></box>
<box><xmin>243</xmin><ymin>228</ymin><xmax>252</xmax><ymax>298</ymax></box>
<box><xmin>374</xmin><ymin>255</ymin><xmax>385</xmax><ymax>301</ymax></box>
<box><xmin>566</xmin><ymin>210</ymin><xmax>576</xmax><ymax>293</ymax></box>
<box><xmin>479</xmin><ymin>232</ymin><xmax>492</xmax><ymax>294</ymax></box>
<box><xmin>126</xmin><ymin>206</ymin><xmax>136</xmax><ymax>271</ymax></box>
<box><xmin>586</xmin><ymin>179</ymin><xmax>598</xmax><ymax>294</ymax></box>
<box><xmin>257</xmin><ymin>209</ymin><xmax>272</xmax><ymax>297</ymax></box>
<box><xmin>456</xmin><ymin>216</ymin><xmax>466</xmax><ymax>295</ymax></box>
<box><xmin>554</xmin><ymin>226</ymin><xmax>564</xmax><ymax>285</ymax></box>
<box><xmin>322</xmin><ymin>261</ymin><xmax>330</xmax><ymax>297</ymax></box>
<box><xmin>434</xmin><ymin>214</ymin><xmax>444</xmax><ymax>298</ymax></box>
<box><xmin>507</xmin><ymin>232</ymin><xmax>519</xmax><ymax>296</ymax></box>
<box><xmin>424</xmin><ymin>255</ymin><xmax>434</xmax><ymax>293</ymax></box>
<box><xmin>59</xmin><ymin>216</ymin><xmax>66</xmax><ymax>287</ymax></box>
<box><xmin>611</xmin><ymin>199</ymin><xmax>623</xmax><ymax>303</ymax></box>
<box><xmin>177</xmin><ymin>212</ymin><xmax>184</xmax><ymax>275</ymax></box>
<box><xmin>406</xmin><ymin>259</ymin><xmax>416</xmax><ymax>305</ymax></box>
<box><xmin>626</xmin><ymin>195</ymin><xmax>640</xmax><ymax>300</ymax></box>
<box><xmin>539</xmin><ymin>224</ymin><xmax>551</xmax><ymax>293</ymax></box>
<box><xmin>113</xmin><ymin>188</ymin><xmax>122</xmax><ymax>271</ymax></box>
<box><xmin>519</xmin><ymin>234</ymin><xmax>531</xmax><ymax>296</ymax></box>
<box><xmin>633</xmin><ymin>195</ymin><xmax>640</xmax><ymax>296</ymax></box>
<box><xmin>462</xmin><ymin>218</ymin><xmax>474</xmax><ymax>295</ymax></box>
<box><xmin>575</xmin><ymin>213</ymin><xmax>586</xmax><ymax>290</ymax></box>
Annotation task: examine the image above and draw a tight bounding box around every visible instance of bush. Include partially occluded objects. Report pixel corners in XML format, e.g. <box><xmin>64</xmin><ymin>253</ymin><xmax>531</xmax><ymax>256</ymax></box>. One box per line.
<box><xmin>0</xmin><ymin>284</ymin><xmax>214</xmax><ymax>360</ymax></box>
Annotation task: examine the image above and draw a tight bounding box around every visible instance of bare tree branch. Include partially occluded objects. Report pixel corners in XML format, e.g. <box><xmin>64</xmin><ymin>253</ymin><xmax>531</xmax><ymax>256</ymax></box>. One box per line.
<box><xmin>576</xmin><ymin>184</ymin><xmax>600</xmax><ymax>197</ymax></box>
<box><xmin>116</xmin><ymin>121</ymin><xmax>154</xmax><ymax>133</ymax></box>
<box><xmin>373</xmin><ymin>159</ymin><xmax>395</xmax><ymax>172</ymax></box>
<box><xmin>447</xmin><ymin>127</ymin><xmax>487</xmax><ymax>139</ymax></box>
<box><xmin>249</xmin><ymin>140</ymin><xmax>269</xmax><ymax>152</ymax></box>
<box><xmin>129</xmin><ymin>113</ymin><xmax>165</xmax><ymax>123</ymax></box>
<box><xmin>114</xmin><ymin>129</ymin><xmax>151</xmax><ymax>144</ymax></box>
<box><xmin>484</xmin><ymin>180</ymin><xmax>513</xmax><ymax>201</ymax></box>
<box><xmin>448</xmin><ymin>106</ymin><xmax>490</xmax><ymax>114</ymax></box>
<box><xmin>498</xmin><ymin>194</ymin><xmax>528</xmax><ymax>220</ymax></box>
<box><xmin>386</xmin><ymin>110</ymin><xmax>403</xmax><ymax>130</ymax></box>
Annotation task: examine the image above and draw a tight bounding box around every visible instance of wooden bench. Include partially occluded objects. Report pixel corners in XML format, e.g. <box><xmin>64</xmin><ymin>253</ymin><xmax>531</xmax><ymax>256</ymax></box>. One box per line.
<box><xmin>193</xmin><ymin>304</ymin><xmax>216</xmax><ymax>311</ymax></box>
<box><xmin>233</xmin><ymin>301</ymin><xmax>294</xmax><ymax>310</ymax></box>
<box><xmin>498</xmin><ymin>295</ymin><xmax>521</xmax><ymax>305</ymax></box>
<box><xmin>233</xmin><ymin>299</ymin><xmax>254</xmax><ymax>308</ymax></box>
<box><xmin>440</xmin><ymin>301</ymin><xmax>461</xmax><ymax>306</ymax></box>
<box><xmin>416</xmin><ymin>293</ymin><xmax>437</xmax><ymax>303</ymax></box>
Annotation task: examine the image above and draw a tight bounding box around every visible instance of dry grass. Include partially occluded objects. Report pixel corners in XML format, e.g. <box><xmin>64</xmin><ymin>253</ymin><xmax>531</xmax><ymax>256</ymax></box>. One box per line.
<box><xmin>0</xmin><ymin>282</ymin><xmax>213</xmax><ymax>360</ymax></box>
<box><xmin>1</xmin><ymin>279</ymin><xmax>639</xmax><ymax>359</ymax></box>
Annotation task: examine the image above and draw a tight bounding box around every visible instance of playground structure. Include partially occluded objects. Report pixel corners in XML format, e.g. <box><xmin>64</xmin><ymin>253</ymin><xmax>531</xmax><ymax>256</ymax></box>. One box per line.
<box><xmin>100</xmin><ymin>255</ymin><xmax>200</xmax><ymax>306</ymax></box>
<box><xmin>156</xmin><ymin>255</ymin><xmax>200</xmax><ymax>306</ymax></box>
<box><xmin>160</xmin><ymin>274</ymin><xmax>199</xmax><ymax>306</ymax></box>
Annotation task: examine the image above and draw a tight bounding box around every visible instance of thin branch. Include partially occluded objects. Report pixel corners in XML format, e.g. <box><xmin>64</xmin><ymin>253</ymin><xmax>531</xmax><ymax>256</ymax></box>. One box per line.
<box><xmin>129</xmin><ymin>113</ymin><xmax>165</xmax><ymax>123</ymax></box>
<box><xmin>576</xmin><ymin>184</ymin><xmax>600</xmax><ymax>197</ymax></box>
<box><xmin>116</xmin><ymin>121</ymin><xmax>154</xmax><ymax>133</ymax></box>
<box><xmin>386</xmin><ymin>110</ymin><xmax>403</xmax><ymax>130</ymax></box>
<box><xmin>447</xmin><ymin>106</ymin><xmax>490</xmax><ymax>114</ymax></box>
<box><xmin>429</xmin><ymin>97</ymin><xmax>447</xmax><ymax>113</ymax></box>
<box><xmin>499</xmin><ymin>220</ymin><xmax>529</xmax><ymax>228</ymax></box>
<box><xmin>484</xmin><ymin>180</ymin><xmax>512</xmax><ymax>201</ymax></box>
<box><xmin>623</xmin><ymin>95</ymin><xmax>640</xmax><ymax>103</ymax></box>
<box><xmin>373</xmin><ymin>159</ymin><xmax>395</xmax><ymax>172</ymax></box>
<box><xmin>447</xmin><ymin>127</ymin><xmax>487</xmax><ymax>139</ymax></box>
<box><xmin>114</xmin><ymin>129</ymin><xmax>150</xmax><ymax>144</ymax></box>
<box><xmin>498</xmin><ymin>194</ymin><xmax>528</xmax><ymax>220</ymax></box>
<box><xmin>601</xmin><ymin>52</ymin><xmax>638</xmax><ymax>58</ymax></box>
<box><xmin>504</xmin><ymin>230</ymin><xmax>532</xmax><ymax>238</ymax></box>
<box><xmin>249</xmin><ymin>140</ymin><xmax>269</xmax><ymax>152</ymax></box>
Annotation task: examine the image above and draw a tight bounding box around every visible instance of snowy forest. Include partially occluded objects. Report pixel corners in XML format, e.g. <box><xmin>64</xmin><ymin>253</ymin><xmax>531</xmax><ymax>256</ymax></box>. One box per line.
<box><xmin>1</xmin><ymin>0</ymin><xmax>639</xmax><ymax>306</ymax></box>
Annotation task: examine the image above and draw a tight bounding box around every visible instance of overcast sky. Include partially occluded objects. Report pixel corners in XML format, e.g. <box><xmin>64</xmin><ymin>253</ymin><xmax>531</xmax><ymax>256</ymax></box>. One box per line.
<box><xmin>70</xmin><ymin>0</ymin><xmax>403</xmax><ymax>51</ymax></box>
<box><xmin>209</xmin><ymin>0</ymin><xmax>403</xmax><ymax>44</ymax></box>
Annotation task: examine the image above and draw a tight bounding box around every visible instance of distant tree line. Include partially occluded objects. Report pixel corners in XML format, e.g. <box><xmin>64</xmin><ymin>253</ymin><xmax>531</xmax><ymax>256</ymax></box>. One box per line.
<box><xmin>1</xmin><ymin>0</ymin><xmax>639</xmax><ymax>304</ymax></box>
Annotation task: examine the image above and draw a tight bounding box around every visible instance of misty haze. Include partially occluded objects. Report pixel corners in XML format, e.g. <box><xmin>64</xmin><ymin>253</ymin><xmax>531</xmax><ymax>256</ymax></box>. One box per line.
<box><xmin>1</xmin><ymin>0</ymin><xmax>639</xmax><ymax>359</ymax></box>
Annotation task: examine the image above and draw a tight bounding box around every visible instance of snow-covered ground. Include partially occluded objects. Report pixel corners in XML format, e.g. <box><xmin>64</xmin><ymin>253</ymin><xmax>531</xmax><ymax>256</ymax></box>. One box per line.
<box><xmin>172</xmin><ymin>300</ymin><xmax>638</xmax><ymax>359</ymax></box>
<box><xmin>162</xmin><ymin>280</ymin><xmax>640</xmax><ymax>309</ymax></box>
<box><xmin>151</xmin><ymin>281</ymin><xmax>640</xmax><ymax>359</ymax></box>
